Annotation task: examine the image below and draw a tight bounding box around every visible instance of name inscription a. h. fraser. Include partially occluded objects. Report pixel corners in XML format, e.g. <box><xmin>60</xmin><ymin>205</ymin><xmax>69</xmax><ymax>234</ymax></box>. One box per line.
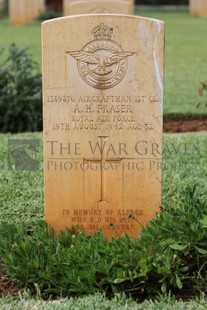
<box><xmin>47</xmin><ymin>94</ymin><xmax>159</xmax><ymax>131</ymax></box>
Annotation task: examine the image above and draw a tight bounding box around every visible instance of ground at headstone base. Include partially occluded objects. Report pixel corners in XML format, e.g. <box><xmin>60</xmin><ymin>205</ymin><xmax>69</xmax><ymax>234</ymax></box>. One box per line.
<box><xmin>163</xmin><ymin>116</ymin><xmax>207</xmax><ymax>133</ymax></box>
<box><xmin>0</xmin><ymin>267</ymin><xmax>19</xmax><ymax>297</ymax></box>
<box><xmin>0</xmin><ymin>269</ymin><xmax>201</xmax><ymax>300</ymax></box>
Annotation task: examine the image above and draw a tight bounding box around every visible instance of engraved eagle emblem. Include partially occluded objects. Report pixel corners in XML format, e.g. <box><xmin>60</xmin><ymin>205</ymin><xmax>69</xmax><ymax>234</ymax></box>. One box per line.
<box><xmin>68</xmin><ymin>51</ymin><xmax>134</xmax><ymax>75</ymax></box>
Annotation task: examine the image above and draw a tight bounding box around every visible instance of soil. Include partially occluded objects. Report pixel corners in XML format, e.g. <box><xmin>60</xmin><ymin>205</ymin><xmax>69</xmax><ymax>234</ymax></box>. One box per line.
<box><xmin>163</xmin><ymin>115</ymin><xmax>207</xmax><ymax>133</ymax></box>
<box><xmin>1</xmin><ymin>116</ymin><xmax>207</xmax><ymax>298</ymax></box>
<box><xmin>0</xmin><ymin>267</ymin><xmax>19</xmax><ymax>298</ymax></box>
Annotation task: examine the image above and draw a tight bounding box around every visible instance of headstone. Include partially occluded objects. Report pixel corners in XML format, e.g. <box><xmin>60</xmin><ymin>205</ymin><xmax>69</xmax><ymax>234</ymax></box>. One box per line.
<box><xmin>189</xmin><ymin>0</ymin><xmax>207</xmax><ymax>16</ymax></box>
<box><xmin>26</xmin><ymin>0</ymin><xmax>37</xmax><ymax>23</ymax></box>
<box><xmin>0</xmin><ymin>0</ymin><xmax>5</xmax><ymax>15</ymax></box>
<box><xmin>9</xmin><ymin>0</ymin><xmax>45</xmax><ymax>26</ymax></box>
<box><xmin>26</xmin><ymin>0</ymin><xmax>45</xmax><ymax>22</ymax></box>
<box><xmin>9</xmin><ymin>0</ymin><xmax>26</xmax><ymax>25</ymax></box>
<box><xmin>63</xmin><ymin>0</ymin><xmax>134</xmax><ymax>15</ymax></box>
<box><xmin>36</xmin><ymin>0</ymin><xmax>46</xmax><ymax>16</ymax></box>
<box><xmin>42</xmin><ymin>14</ymin><xmax>164</xmax><ymax>238</ymax></box>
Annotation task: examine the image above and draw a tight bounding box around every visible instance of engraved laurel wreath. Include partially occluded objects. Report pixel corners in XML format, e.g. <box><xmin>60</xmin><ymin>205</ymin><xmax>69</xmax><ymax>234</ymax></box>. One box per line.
<box><xmin>67</xmin><ymin>23</ymin><xmax>134</xmax><ymax>89</ymax></box>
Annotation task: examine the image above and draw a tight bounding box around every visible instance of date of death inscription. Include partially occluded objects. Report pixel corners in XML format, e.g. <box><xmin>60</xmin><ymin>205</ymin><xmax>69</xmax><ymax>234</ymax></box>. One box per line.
<box><xmin>46</xmin><ymin>94</ymin><xmax>161</xmax><ymax>131</ymax></box>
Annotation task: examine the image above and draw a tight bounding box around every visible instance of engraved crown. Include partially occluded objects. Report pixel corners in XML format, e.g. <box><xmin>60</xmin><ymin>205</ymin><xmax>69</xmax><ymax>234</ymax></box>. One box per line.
<box><xmin>92</xmin><ymin>23</ymin><xmax>113</xmax><ymax>40</ymax></box>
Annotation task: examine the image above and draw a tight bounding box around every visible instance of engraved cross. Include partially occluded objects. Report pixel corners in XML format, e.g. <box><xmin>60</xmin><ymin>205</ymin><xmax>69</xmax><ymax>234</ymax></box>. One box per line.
<box><xmin>84</xmin><ymin>136</ymin><xmax>123</xmax><ymax>203</ymax></box>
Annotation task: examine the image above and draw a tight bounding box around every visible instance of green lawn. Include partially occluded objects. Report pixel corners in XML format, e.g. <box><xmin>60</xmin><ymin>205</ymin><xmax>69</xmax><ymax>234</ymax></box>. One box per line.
<box><xmin>0</xmin><ymin>19</ymin><xmax>41</xmax><ymax>64</ymax></box>
<box><xmin>1</xmin><ymin>293</ymin><xmax>207</xmax><ymax>310</ymax></box>
<box><xmin>139</xmin><ymin>11</ymin><xmax>207</xmax><ymax>116</ymax></box>
<box><xmin>1</xmin><ymin>12</ymin><xmax>207</xmax><ymax>115</ymax></box>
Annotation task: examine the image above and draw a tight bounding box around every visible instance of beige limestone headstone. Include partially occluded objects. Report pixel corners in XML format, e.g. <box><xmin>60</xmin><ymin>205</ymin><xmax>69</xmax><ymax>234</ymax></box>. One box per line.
<box><xmin>26</xmin><ymin>0</ymin><xmax>45</xmax><ymax>22</ymax></box>
<box><xmin>9</xmin><ymin>0</ymin><xmax>26</xmax><ymax>25</ymax></box>
<box><xmin>189</xmin><ymin>0</ymin><xmax>207</xmax><ymax>16</ymax></box>
<box><xmin>63</xmin><ymin>0</ymin><xmax>134</xmax><ymax>15</ymax></box>
<box><xmin>36</xmin><ymin>0</ymin><xmax>46</xmax><ymax>16</ymax></box>
<box><xmin>0</xmin><ymin>0</ymin><xmax>5</xmax><ymax>14</ymax></box>
<box><xmin>42</xmin><ymin>15</ymin><xmax>164</xmax><ymax>238</ymax></box>
<box><xmin>26</xmin><ymin>0</ymin><xmax>37</xmax><ymax>23</ymax></box>
<box><xmin>9</xmin><ymin>0</ymin><xmax>45</xmax><ymax>26</ymax></box>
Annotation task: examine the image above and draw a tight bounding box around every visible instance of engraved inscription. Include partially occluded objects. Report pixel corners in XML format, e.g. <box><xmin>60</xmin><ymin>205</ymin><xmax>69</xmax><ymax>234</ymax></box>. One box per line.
<box><xmin>46</xmin><ymin>94</ymin><xmax>159</xmax><ymax>132</ymax></box>
<box><xmin>62</xmin><ymin>208</ymin><xmax>144</xmax><ymax>231</ymax></box>
<box><xmin>46</xmin><ymin>95</ymin><xmax>148</xmax><ymax>104</ymax></box>
<box><xmin>67</xmin><ymin>24</ymin><xmax>135</xmax><ymax>89</ymax></box>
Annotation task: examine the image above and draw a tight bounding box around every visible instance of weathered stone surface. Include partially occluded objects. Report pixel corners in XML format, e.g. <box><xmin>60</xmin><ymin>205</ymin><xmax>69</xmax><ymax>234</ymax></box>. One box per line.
<box><xmin>9</xmin><ymin>0</ymin><xmax>26</xmax><ymax>25</ymax></box>
<box><xmin>42</xmin><ymin>15</ymin><xmax>164</xmax><ymax>238</ymax></box>
<box><xmin>0</xmin><ymin>0</ymin><xmax>5</xmax><ymax>14</ymax></box>
<box><xmin>9</xmin><ymin>0</ymin><xmax>45</xmax><ymax>25</ymax></box>
<box><xmin>189</xmin><ymin>0</ymin><xmax>207</xmax><ymax>16</ymax></box>
<box><xmin>31</xmin><ymin>0</ymin><xmax>46</xmax><ymax>18</ymax></box>
<box><xmin>63</xmin><ymin>0</ymin><xmax>134</xmax><ymax>15</ymax></box>
<box><xmin>37</xmin><ymin>0</ymin><xmax>46</xmax><ymax>15</ymax></box>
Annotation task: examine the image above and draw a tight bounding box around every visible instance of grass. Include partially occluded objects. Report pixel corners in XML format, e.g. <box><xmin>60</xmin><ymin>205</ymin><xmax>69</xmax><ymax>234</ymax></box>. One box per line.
<box><xmin>0</xmin><ymin>19</ymin><xmax>41</xmax><ymax>65</ymax></box>
<box><xmin>0</xmin><ymin>11</ymin><xmax>207</xmax><ymax>115</ymax></box>
<box><xmin>162</xmin><ymin>131</ymin><xmax>207</xmax><ymax>205</ymax></box>
<box><xmin>1</xmin><ymin>293</ymin><xmax>207</xmax><ymax>310</ymax></box>
<box><xmin>0</xmin><ymin>132</ymin><xmax>43</xmax><ymax>225</ymax></box>
<box><xmin>138</xmin><ymin>11</ymin><xmax>207</xmax><ymax>116</ymax></box>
